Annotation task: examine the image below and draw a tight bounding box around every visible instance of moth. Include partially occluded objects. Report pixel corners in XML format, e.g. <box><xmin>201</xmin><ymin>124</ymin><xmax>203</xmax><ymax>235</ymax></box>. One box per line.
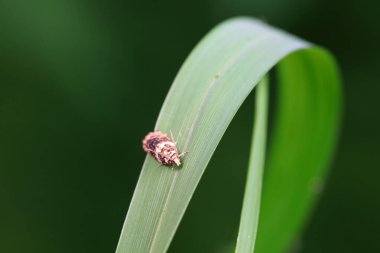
<box><xmin>142</xmin><ymin>131</ymin><xmax>186</xmax><ymax>166</ymax></box>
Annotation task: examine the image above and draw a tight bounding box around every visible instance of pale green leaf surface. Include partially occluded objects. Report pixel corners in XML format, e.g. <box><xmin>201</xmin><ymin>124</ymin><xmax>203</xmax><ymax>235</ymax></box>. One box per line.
<box><xmin>116</xmin><ymin>17</ymin><xmax>341</xmax><ymax>253</ymax></box>
<box><xmin>235</xmin><ymin>77</ymin><xmax>268</xmax><ymax>253</ymax></box>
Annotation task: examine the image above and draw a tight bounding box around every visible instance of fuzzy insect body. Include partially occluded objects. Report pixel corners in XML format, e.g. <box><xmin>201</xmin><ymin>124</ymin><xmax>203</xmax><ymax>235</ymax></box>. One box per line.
<box><xmin>142</xmin><ymin>131</ymin><xmax>184</xmax><ymax>166</ymax></box>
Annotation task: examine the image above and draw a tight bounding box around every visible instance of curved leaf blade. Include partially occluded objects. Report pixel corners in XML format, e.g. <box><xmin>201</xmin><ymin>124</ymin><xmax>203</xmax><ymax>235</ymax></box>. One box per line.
<box><xmin>116</xmin><ymin>17</ymin><xmax>341</xmax><ymax>253</ymax></box>
<box><xmin>235</xmin><ymin>77</ymin><xmax>268</xmax><ymax>253</ymax></box>
<box><xmin>255</xmin><ymin>48</ymin><xmax>342</xmax><ymax>253</ymax></box>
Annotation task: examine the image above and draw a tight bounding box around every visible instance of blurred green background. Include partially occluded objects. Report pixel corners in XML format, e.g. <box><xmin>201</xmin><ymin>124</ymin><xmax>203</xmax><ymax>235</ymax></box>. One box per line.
<box><xmin>0</xmin><ymin>0</ymin><xmax>379</xmax><ymax>252</ymax></box>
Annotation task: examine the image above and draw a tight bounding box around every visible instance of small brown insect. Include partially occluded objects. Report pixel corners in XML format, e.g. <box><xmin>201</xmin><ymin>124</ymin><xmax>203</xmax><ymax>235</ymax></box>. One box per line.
<box><xmin>142</xmin><ymin>131</ymin><xmax>186</xmax><ymax>166</ymax></box>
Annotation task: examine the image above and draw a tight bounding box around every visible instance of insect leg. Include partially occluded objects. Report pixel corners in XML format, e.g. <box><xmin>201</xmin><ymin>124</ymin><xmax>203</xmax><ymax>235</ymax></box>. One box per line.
<box><xmin>169</xmin><ymin>130</ymin><xmax>176</xmax><ymax>144</ymax></box>
<box><xmin>178</xmin><ymin>151</ymin><xmax>189</xmax><ymax>158</ymax></box>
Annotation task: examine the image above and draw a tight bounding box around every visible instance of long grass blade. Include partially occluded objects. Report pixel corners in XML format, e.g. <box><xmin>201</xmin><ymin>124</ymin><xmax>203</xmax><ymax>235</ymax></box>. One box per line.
<box><xmin>235</xmin><ymin>77</ymin><xmax>268</xmax><ymax>253</ymax></box>
<box><xmin>116</xmin><ymin>17</ymin><xmax>341</xmax><ymax>253</ymax></box>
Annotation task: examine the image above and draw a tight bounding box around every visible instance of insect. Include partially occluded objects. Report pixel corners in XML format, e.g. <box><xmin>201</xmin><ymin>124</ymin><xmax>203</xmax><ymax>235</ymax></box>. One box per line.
<box><xmin>142</xmin><ymin>131</ymin><xmax>186</xmax><ymax>166</ymax></box>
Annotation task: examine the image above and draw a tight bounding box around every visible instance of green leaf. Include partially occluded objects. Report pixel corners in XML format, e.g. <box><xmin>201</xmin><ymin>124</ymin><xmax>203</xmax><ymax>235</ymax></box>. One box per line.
<box><xmin>255</xmin><ymin>44</ymin><xmax>342</xmax><ymax>253</ymax></box>
<box><xmin>116</xmin><ymin>17</ymin><xmax>341</xmax><ymax>253</ymax></box>
<box><xmin>235</xmin><ymin>77</ymin><xmax>268</xmax><ymax>253</ymax></box>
